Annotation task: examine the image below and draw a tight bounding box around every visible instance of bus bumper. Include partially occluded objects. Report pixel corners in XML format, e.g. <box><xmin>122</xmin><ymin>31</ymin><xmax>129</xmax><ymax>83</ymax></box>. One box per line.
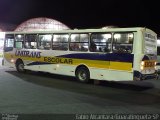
<box><xmin>134</xmin><ymin>71</ymin><xmax>158</xmax><ymax>80</ymax></box>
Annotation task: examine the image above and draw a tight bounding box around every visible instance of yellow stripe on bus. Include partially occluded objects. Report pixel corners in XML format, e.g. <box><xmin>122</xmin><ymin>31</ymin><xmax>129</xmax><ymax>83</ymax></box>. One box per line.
<box><xmin>109</xmin><ymin>61</ymin><xmax>132</xmax><ymax>71</ymax></box>
<box><xmin>4</xmin><ymin>53</ymin><xmax>132</xmax><ymax>71</ymax></box>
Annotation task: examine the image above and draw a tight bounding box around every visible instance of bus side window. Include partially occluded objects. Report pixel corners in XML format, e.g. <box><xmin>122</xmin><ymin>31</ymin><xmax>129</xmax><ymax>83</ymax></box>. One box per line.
<box><xmin>70</xmin><ymin>34</ymin><xmax>89</xmax><ymax>52</ymax></box>
<box><xmin>38</xmin><ymin>34</ymin><xmax>52</xmax><ymax>50</ymax></box>
<box><xmin>15</xmin><ymin>34</ymin><xmax>24</xmax><ymax>49</ymax></box>
<box><xmin>90</xmin><ymin>40</ymin><xmax>96</xmax><ymax>52</ymax></box>
<box><xmin>25</xmin><ymin>34</ymin><xmax>37</xmax><ymax>49</ymax></box>
<box><xmin>90</xmin><ymin>33</ymin><xmax>111</xmax><ymax>52</ymax></box>
<box><xmin>53</xmin><ymin>34</ymin><xmax>69</xmax><ymax>51</ymax></box>
<box><xmin>70</xmin><ymin>43</ymin><xmax>80</xmax><ymax>51</ymax></box>
<box><xmin>4</xmin><ymin>34</ymin><xmax>14</xmax><ymax>52</ymax></box>
<box><xmin>113</xmin><ymin>33</ymin><xmax>133</xmax><ymax>53</ymax></box>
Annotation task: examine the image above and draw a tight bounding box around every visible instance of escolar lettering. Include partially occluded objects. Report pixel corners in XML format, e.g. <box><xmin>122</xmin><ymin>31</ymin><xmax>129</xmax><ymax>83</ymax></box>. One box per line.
<box><xmin>44</xmin><ymin>57</ymin><xmax>73</xmax><ymax>64</ymax></box>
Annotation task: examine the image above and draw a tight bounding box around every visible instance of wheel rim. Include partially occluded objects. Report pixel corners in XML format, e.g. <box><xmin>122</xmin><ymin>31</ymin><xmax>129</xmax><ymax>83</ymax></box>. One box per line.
<box><xmin>18</xmin><ymin>63</ymin><xmax>24</xmax><ymax>72</ymax></box>
<box><xmin>78</xmin><ymin>70</ymin><xmax>87</xmax><ymax>81</ymax></box>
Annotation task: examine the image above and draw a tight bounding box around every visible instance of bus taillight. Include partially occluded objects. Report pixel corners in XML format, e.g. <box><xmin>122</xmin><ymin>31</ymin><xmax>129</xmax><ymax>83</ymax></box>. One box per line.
<box><xmin>140</xmin><ymin>61</ymin><xmax>156</xmax><ymax>70</ymax></box>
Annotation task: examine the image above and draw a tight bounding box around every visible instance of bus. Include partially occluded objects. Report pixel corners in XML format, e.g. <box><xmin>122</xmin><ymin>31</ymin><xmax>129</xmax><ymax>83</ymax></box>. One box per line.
<box><xmin>3</xmin><ymin>27</ymin><xmax>158</xmax><ymax>82</ymax></box>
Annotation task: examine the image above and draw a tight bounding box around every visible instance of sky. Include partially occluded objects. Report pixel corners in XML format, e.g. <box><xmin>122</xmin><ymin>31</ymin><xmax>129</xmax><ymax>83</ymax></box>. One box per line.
<box><xmin>0</xmin><ymin>0</ymin><xmax>160</xmax><ymax>35</ymax></box>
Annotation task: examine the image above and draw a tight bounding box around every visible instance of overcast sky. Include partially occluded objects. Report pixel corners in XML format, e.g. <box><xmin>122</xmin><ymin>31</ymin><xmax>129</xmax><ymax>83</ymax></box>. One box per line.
<box><xmin>0</xmin><ymin>0</ymin><xmax>159</xmax><ymax>34</ymax></box>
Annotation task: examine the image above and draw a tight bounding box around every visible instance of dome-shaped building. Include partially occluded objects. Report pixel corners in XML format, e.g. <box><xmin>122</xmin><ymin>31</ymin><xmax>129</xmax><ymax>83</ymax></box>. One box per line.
<box><xmin>15</xmin><ymin>17</ymin><xmax>70</xmax><ymax>31</ymax></box>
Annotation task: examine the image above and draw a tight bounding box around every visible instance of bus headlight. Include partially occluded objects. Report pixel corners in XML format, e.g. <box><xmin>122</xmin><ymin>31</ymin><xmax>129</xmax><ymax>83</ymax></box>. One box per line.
<box><xmin>10</xmin><ymin>59</ymin><xmax>15</xmax><ymax>63</ymax></box>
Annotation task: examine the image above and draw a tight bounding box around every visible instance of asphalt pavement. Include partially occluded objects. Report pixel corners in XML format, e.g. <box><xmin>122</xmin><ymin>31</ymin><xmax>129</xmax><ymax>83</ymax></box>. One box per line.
<box><xmin>0</xmin><ymin>57</ymin><xmax>160</xmax><ymax>120</ymax></box>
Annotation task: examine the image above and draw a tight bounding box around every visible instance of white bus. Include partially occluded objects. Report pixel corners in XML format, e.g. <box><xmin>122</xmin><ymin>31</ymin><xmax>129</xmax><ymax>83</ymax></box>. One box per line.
<box><xmin>3</xmin><ymin>27</ymin><xmax>158</xmax><ymax>82</ymax></box>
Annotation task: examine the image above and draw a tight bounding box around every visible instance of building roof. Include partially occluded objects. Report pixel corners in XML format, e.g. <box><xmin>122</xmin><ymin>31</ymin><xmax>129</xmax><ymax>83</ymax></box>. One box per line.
<box><xmin>14</xmin><ymin>17</ymin><xmax>70</xmax><ymax>31</ymax></box>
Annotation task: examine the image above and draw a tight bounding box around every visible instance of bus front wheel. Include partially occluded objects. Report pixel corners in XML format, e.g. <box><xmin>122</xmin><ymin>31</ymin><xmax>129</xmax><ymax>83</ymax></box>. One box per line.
<box><xmin>16</xmin><ymin>60</ymin><xmax>25</xmax><ymax>73</ymax></box>
<box><xmin>76</xmin><ymin>66</ymin><xmax>90</xmax><ymax>83</ymax></box>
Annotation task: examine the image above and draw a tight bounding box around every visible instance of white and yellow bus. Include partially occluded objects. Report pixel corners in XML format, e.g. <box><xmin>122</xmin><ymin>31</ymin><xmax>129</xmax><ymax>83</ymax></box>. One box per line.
<box><xmin>3</xmin><ymin>27</ymin><xmax>158</xmax><ymax>82</ymax></box>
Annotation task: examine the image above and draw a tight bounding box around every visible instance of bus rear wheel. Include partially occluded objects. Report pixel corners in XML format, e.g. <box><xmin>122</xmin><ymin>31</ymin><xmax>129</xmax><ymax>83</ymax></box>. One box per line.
<box><xmin>76</xmin><ymin>66</ymin><xmax>90</xmax><ymax>83</ymax></box>
<box><xmin>16</xmin><ymin>60</ymin><xmax>25</xmax><ymax>73</ymax></box>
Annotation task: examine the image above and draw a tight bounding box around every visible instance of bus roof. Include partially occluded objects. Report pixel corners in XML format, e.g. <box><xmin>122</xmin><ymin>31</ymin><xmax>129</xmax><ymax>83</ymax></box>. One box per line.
<box><xmin>4</xmin><ymin>27</ymin><xmax>156</xmax><ymax>35</ymax></box>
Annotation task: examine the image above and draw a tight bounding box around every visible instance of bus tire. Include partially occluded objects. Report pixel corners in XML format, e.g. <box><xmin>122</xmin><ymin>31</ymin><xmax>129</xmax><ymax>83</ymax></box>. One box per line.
<box><xmin>16</xmin><ymin>60</ymin><xmax>25</xmax><ymax>73</ymax></box>
<box><xmin>76</xmin><ymin>66</ymin><xmax>90</xmax><ymax>83</ymax></box>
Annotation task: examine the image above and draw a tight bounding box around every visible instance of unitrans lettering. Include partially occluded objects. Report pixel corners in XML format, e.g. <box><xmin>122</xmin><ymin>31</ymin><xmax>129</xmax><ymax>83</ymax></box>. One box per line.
<box><xmin>15</xmin><ymin>50</ymin><xmax>41</xmax><ymax>58</ymax></box>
